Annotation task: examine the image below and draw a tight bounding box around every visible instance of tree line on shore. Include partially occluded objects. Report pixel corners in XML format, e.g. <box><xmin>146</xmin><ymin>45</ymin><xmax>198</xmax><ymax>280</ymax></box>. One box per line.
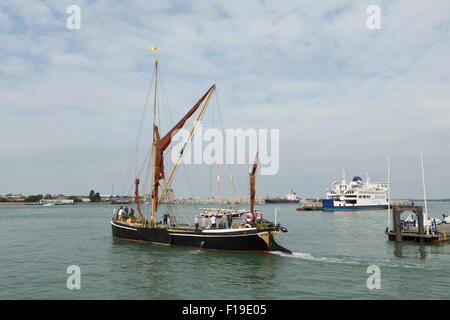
<box><xmin>0</xmin><ymin>190</ymin><xmax>102</xmax><ymax>203</ymax></box>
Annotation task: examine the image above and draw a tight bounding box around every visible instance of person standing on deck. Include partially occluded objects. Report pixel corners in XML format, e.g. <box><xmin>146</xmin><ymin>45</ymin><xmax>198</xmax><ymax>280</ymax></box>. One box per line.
<box><xmin>124</xmin><ymin>206</ymin><xmax>129</xmax><ymax>217</ymax></box>
<box><xmin>201</xmin><ymin>215</ymin><xmax>207</xmax><ymax>229</ymax></box>
<box><xmin>221</xmin><ymin>215</ymin><xmax>228</xmax><ymax>229</ymax></box>
<box><xmin>227</xmin><ymin>213</ymin><xmax>233</xmax><ymax>229</ymax></box>
<box><xmin>194</xmin><ymin>216</ymin><xmax>199</xmax><ymax>231</ymax></box>
<box><xmin>210</xmin><ymin>215</ymin><xmax>217</xmax><ymax>229</ymax></box>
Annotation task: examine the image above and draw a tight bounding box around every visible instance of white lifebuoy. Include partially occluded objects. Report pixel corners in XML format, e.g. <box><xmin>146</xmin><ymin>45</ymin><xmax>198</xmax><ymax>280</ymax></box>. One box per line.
<box><xmin>245</xmin><ymin>212</ymin><xmax>253</xmax><ymax>223</ymax></box>
<box><xmin>244</xmin><ymin>223</ymin><xmax>252</xmax><ymax>228</ymax></box>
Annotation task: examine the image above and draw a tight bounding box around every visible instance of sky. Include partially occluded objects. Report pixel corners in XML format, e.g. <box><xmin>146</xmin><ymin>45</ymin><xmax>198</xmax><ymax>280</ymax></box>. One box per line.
<box><xmin>1</xmin><ymin>0</ymin><xmax>450</xmax><ymax>199</ymax></box>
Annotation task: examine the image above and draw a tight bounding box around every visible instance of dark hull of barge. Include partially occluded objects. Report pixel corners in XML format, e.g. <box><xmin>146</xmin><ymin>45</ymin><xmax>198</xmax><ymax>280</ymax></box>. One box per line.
<box><xmin>111</xmin><ymin>220</ymin><xmax>292</xmax><ymax>254</ymax></box>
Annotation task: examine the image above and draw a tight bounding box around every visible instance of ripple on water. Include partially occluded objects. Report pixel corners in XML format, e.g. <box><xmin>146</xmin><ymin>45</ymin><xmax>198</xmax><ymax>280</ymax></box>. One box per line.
<box><xmin>1</xmin><ymin>203</ymin><xmax>450</xmax><ymax>299</ymax></box>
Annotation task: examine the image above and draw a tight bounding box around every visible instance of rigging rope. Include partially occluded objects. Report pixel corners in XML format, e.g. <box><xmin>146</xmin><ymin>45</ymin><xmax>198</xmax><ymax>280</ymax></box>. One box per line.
<box><xmin>119</xmin><ymin>68</ymin><xmax>155</xmax><ymax>197</ymax></box>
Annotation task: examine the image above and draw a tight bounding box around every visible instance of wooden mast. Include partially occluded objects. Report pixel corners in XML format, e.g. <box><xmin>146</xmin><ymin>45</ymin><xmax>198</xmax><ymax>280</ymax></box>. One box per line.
<box><xmin>134</xmin><ymin>46</ymin><xmax>158</xmax><ymax>222</ymax></box>
<box><xmin>150</xmin><ymin>51</ymin><xmax>158</xmax><ymax>225</ymax></box>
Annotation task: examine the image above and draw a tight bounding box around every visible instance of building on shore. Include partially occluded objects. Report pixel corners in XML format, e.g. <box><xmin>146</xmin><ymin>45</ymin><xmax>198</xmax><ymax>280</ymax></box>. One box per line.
<box><xmin>166</xmin><ymin>189</ymin><xmax>175</xmax><ymax>202</ymax></box>
<box><xmin>3</xmin><ymin>194</ymin><xmax>25</xmax><ymax>202</ymax></box>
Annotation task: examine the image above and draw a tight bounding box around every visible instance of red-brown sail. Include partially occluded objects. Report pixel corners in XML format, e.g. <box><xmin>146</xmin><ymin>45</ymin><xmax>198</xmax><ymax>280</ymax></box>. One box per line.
<box><xmin>249</xmin><ymin>152</ymin><xmax>258</xmax><ymax>215</ymax></box>
<box><xmin>151</xmin><ymin>84</ymin><xmax>215</xmax><ymax>211</ymax></box>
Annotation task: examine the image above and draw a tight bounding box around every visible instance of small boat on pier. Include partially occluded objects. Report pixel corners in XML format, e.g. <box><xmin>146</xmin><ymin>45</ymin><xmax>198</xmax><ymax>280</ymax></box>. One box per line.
<box><xmin>386</xmin><ymin>154</ymin><xmax>450</xmax><ymax>243</ymax></box>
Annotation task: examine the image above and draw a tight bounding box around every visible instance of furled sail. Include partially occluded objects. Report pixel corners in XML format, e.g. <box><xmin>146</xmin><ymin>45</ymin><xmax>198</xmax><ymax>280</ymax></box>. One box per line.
<box><xmin>151</xmin><ymin>84</ymin><xmax>216</xmax><ymax>211</ymax></box>
<box><xmin>135</xmin><ymin>178</ymin><xmax>144</xmax><ymax>219</ymax></box>
<box><xmin>249</xmin><ymin>152</ymin><xmax>258</xmax><ymax>215</ymax></box>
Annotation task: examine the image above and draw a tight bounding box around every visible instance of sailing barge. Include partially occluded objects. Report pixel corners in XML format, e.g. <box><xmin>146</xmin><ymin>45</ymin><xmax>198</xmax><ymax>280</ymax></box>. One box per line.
<box><xmin>111</xmin><ymin>48</ymin><xmax>291</xmax><ymax>254</ymax></box>
<box><xmin>111</xmin><ymin>219</ymin><xmax>291</xmax><ymax>252</ymax></box>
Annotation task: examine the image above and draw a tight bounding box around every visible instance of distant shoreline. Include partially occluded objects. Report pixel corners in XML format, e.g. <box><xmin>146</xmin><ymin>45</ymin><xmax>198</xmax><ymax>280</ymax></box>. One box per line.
<box><xmin>0</xmin><ymin>202</ymin><xmax>108</xmax><ymax>206</ymax></box>
<box><xmin>1</xmin><ymin>198</ymin><xmax>450</xmax><ymax>206</ymax></box>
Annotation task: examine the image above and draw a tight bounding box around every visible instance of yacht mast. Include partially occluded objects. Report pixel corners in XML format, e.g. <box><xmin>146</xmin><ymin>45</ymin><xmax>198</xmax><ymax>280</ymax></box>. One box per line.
<box><xmin>231</xmin><ymin>176</ymin><xmax>235</xmax><ymax>211</ymax></box>
<box><xmin>387</xmin><ymin>153</ymin><xmax>391</xmax><ymax>231</ymax></box>
<box><xmin>421</xmin><ymin>153</ymin><xmax>429</xmax><ymax>235</ymax></box>
<box><xmin>217</xmin><ymin>165</ymin><xmax>222</xmax><ymax>214</ymax></box>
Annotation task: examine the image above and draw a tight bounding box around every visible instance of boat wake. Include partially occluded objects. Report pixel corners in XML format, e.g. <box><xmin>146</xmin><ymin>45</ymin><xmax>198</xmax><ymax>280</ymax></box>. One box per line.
<box><xmin>270</xmin><ymin>251</ymin><xmax>427</xmax><ymax>269</ymax></box>
<box><xmin>271</xmin><ymin>251</ymin><xmax>360</xmax><ymax>265</ymax></box>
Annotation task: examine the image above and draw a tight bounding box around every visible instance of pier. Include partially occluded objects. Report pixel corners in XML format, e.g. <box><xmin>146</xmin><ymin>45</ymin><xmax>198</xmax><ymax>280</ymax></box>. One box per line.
<box><xmin>296</xmin><ymin>199</ymin><xmax>323</xmax><ymax>211</ymax></box>
<box><xmin>386</xmin><ymin>205</ymin><xmax>450</xmax><ymax>242</ymax></box>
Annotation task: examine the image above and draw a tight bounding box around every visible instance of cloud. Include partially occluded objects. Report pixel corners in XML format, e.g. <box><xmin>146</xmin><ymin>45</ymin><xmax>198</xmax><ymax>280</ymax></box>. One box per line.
<box><xmin>1</xmin><ymin>0</ymin><xmax>449</xmax><ymax>199</ymax></box>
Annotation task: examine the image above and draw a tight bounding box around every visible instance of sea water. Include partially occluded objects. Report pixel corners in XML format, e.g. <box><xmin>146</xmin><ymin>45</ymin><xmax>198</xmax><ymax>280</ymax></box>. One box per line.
<box><xmin>1</xmin><ymin>202</ymin><xmax>449</xmax><ymax>299</ymax></box>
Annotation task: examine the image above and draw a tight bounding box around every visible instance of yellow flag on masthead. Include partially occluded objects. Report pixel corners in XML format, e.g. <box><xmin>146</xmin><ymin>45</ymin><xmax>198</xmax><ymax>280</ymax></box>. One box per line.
<box><xmin>147</xmin><ymin>46</ymin><xmax>158</xmax><ymax>51</ymax></box>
